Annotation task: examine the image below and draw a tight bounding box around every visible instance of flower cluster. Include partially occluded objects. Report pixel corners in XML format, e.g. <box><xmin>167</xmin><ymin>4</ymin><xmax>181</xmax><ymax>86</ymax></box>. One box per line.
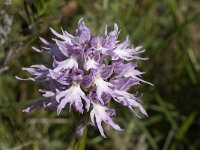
<box><xmin>17</xmin><ymin>18</ymin><xmax>152</xmax><ymax>138</ymax></box>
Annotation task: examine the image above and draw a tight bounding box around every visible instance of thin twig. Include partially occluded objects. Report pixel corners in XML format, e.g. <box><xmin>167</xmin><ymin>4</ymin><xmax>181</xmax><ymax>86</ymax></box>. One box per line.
<box><xmin>0</xmin><ymin>66</ymin><xmax>9</xmax><ymax>74</ymax></box>
<box><xmin>162</xmin><ymin>127</ymin><xmax>176</xmax><ymax>150</ymax></box>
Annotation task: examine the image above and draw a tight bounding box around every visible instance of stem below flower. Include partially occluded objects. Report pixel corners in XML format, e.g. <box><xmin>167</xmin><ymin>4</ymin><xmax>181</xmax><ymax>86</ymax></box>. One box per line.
<box><xmin>74</xmin><ymin>124</ymin><xmax>88</xmax><ymax>150</ymax></box>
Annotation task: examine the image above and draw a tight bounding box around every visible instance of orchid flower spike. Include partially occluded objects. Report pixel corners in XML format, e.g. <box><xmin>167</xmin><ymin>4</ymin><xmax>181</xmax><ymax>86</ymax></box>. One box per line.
<box><xmin>16</xmin><ymin>18</ymin><xmax>152</xmax><ymax>138</ymax></box>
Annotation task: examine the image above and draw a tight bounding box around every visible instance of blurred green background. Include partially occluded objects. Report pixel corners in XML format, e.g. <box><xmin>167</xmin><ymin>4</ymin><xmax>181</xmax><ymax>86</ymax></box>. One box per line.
<box><xmin>0</xmin><ymin>0</ymin><xmax>200</xmax><ymax>149</ymax></box>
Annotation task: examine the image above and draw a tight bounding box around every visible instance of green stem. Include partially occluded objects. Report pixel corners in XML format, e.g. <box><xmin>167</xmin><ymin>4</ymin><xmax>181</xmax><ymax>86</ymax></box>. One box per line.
<box><xmin>74</xmin><ymin>125</ymin><xmax>88</xmax><ymax>150</ymax></box>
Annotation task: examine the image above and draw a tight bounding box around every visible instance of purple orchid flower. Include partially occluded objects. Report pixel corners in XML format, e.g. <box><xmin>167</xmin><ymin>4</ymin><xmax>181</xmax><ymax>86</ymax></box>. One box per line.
<box><xmin>16</xmin><ymin>18</ymin><xmax>152</xmax><ymax>138</ymax></box>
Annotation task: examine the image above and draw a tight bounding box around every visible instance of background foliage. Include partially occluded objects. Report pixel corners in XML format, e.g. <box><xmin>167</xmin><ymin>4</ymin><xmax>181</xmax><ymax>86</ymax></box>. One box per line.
<box><xmin>0</xmin><ymin>0</ymin><xmax>200</xmax><ymax>149</ymax></box>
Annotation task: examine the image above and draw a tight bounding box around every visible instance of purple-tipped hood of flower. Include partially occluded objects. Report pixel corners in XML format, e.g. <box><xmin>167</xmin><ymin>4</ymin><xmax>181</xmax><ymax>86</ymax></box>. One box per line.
<box><xmin>16</xmin><ymin>18</ymin><xmax>152</xmax><ymax>138</ymax></box>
